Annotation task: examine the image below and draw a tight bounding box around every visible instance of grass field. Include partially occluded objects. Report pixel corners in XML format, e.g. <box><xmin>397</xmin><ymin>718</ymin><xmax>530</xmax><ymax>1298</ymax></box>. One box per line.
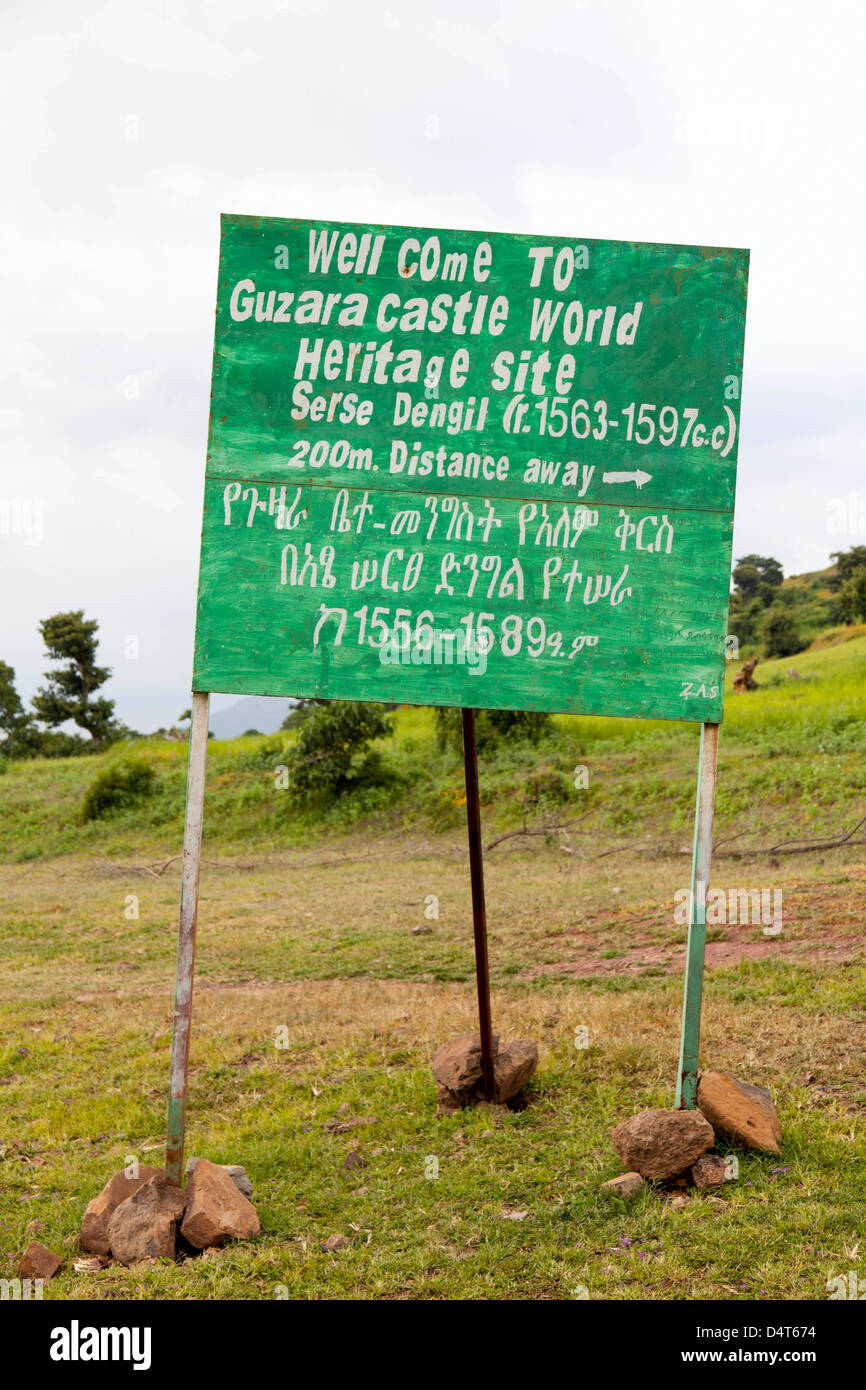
<box><xmin>1</xmin><ymin>635</ymin><xmax>864</xmax><ymax>1300</ymax></box>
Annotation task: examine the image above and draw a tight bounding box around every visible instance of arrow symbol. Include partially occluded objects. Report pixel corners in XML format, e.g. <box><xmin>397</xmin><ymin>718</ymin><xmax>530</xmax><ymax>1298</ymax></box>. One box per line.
<box><xmin>602</xmin><ymin>469</ymin><xmax>652</xmax><ymax>488</ymax></box>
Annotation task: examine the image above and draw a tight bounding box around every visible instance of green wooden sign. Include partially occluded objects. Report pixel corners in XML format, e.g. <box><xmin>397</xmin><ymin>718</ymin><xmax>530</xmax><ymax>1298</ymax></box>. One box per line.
<box><xmin>193</xmin><ymin>214</ymin><xmax>749</xmax><ymax>722</ymax></box>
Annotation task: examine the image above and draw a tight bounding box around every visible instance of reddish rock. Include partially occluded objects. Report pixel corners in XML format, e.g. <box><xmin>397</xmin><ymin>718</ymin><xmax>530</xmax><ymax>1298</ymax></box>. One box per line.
<box><xmin>80</xmin><ymin>1165</ymin><xmax>163</xmax><ymax>1255</ymax></box>
<box><xmin>494</xmin><ymin>1039</ymin><xmax>539</xmax><ymax>1104</ymax></box>
<box><xmin>601</xmin><ymin>1171</ymin><xmax>646</xmax><ymax>1199</ymax></box>
<box><xmin>185</xmin><ymin>1156</ymin><xmax>252</xmax><ymax>1198</ymax></box>
<box><xmin>432</xmin><ymin>1033</ymin><xmax>537</xmax><ymax>1112</ymax></box>
<box><xmin>180</xmin><ymin>1158</ymin><xmax>260</xmax><ymax>1250</ymax></box>
<box><xmin>610</xmin><ymin>1107</ymin><xmax>714</xmax><ymax>1181</ymax></box>
<box><xmin>107</xmin><ymin>1175</ymin><xmax>186</xmax><ymax>1265</ymax></box>
<box><xmin>697</xmin><ymin>1072</ymin><xmax>782</xmax><ymax>1152</ymax></box>
<box><xmin>433</xmin><ymin>1033</ymin><xmax>499</xmax><ymax>1095</ymax></box>
<box><xmin>690</xmin><ymin>1153</ymin><xmax>729</xmax><ymax>1188</ymax></box>
<box><xmin>19</xmin><ymin>1242</ymin><xmax>62</xmax><ymax>1279</ymax></box>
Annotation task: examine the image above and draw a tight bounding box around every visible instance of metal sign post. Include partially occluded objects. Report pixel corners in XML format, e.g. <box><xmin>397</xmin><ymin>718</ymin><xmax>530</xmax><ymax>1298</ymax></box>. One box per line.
<box><xmin>165</xmin><ymin>689</ymin><xmax>210</xmax><ymax>1186</ymax></box>
<box><xmin>461</xmin><ymin>708</ymin><xmax>495</xmax><ymax>1101</ymax></box>
<box><xmin>676</xmin><ymin>720</ymin><xmax>720</xmax><ymax>1108</ymax></box>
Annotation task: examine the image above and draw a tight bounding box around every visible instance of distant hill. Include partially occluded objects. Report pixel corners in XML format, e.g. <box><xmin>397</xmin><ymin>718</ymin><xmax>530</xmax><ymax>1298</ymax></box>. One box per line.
<box><xmin>208</xmin><ymin>695</ymin><xmax>294</xmax><ymax>739</ymax></box>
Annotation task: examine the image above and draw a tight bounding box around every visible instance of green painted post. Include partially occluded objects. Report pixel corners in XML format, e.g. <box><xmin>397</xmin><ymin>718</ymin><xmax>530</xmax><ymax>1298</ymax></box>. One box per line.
<box><xmin>676</xmin><ymin>721</ymin><xmax>720</xmax><ymax>1108</ymax></box>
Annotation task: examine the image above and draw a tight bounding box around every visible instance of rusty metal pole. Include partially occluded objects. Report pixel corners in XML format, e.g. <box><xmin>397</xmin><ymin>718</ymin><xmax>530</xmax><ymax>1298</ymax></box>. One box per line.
<box><xmin>461</xmin><ymin>708</ymin><xmax>495</xmax><ymax>1102</ymax></box>
<box><xmin>676</xmin><ymin>720</ymin><xmax>720</xmax><ymax>1108</ymax></box>
<box><xmin>165</xmin><ymin>689</ymin><xmax>210</xmax><ymax>1186</ymax></box>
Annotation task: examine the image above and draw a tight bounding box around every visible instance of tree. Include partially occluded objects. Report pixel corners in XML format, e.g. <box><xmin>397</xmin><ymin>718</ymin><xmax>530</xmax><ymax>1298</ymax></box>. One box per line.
<box><xmin>732</xmin><ymin>555</ymin><xmax>784</xmax><ymax>600</ymax></box>
<box><xmin>434</xmin><ymin>706</ymin><xmax>551</xmax><ymax>750</ymax></box>
<box><xmin>837</xmin><ymin>569</ymin><xmax>866</xmax><ymax>624</ymax></box>
<box><xmin>829</xmin><ymin>545</ymin><xmax>866</xmax><ymax>589</ymax></box>
<box><xmin>31</xmin><ymin>611</ymin><xmax>116</xmax><ymax>743</ymax></box>
<box><xmin>828</xmin><ymin>547</ymin><xmax>866</xmax><ymax>624</ymax></box>
<box><xmin>287</xmin><ymin>701</ymin><xmax>394</xmax><ymax>796</ymax></box>
<box><xmin>763</xmin><ymin>608</ymin><xmax>805</xmax><ymax>658</ymax></box>
<box><xmin>281</xmin><ymin>698</ymin><xmax>326</xmax><ymax>731</ymax></box>
<box><xmin>0</xmin><ymin>661</ymin><xmax>40</xmax><ymax>757</ymax></box>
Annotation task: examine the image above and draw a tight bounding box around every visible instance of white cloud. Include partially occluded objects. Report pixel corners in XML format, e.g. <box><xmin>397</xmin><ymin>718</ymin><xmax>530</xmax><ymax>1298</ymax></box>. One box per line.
<box><xmin>1</xmin><ymin>0</ymin><xmax>863</xmax><ymax>727</ymax></box>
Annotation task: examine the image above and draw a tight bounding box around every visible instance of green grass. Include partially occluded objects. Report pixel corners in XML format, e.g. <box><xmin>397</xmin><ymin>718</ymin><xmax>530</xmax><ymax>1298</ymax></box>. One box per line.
<box><xmin>2</xmin><ymin>634</ymin><xmax>865</xmax><ymax>865</ymax></box>
<box><xmin>0</xmin><ymin>631</ymin><xmax>864</xmax><ymax>1299</ymax></box>
<box><xmin>1</xmin><ymin>944</ymin><xmax>863</xmax><ymax>1300</ymax></box>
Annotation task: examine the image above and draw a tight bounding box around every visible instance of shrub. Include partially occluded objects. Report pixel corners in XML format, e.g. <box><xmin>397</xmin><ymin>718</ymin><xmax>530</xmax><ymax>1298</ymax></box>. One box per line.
<box><xmin>81</xmin><ymin>757</ymin><xmax>157</xmax><ymax>820</ymax></box>
<box><xmin>281</xmin><ymin>698</ymin><xmax>320</xmax><ymax>731</ymax></box>
<box><xmin>525</xmin><ymin>768</ymin><xmax>572</xmax><ymax>805</ymax></box>
<box><xmin>764</xmin><ymin>609</ymin><xmax>807</xmax><ymax>658</ymax></box>
<box><xmin>287</xmin><ymin>701</ymin><xmax>394</xmax><ymax>797</ymax></box>
<box><xmin>434</xmin><ymin>706</ymin><xmax>552</xmax><ymax>751</ymax></box>
<box><xmin>240</xmin><ymin>734</ymin><xmax>288</xmax><ymax>770</ymax></box>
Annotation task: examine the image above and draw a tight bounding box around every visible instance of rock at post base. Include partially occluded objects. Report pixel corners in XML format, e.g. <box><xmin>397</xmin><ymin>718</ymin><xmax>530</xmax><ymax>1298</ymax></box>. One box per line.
<box><xmin>107</xmin><ymin>1175</ymin><xmax>186</xmax><ymax>1266</ymax></box>
<box><xmin>185</xmin><ymin>1156</ymin><xmax>253</xmax><ymax>1198</ymax></box>
<box><xmin>433</xmin><ymin>1032</ymin><xmax>499</xmax><ymax>1094</ymax></box>
<box><xmin>610</xmin><ymin>1108</ymin><xmax>714</xmax><ymax>1181</ymax></box>
<box><xmin>432</xmin><ymin>1033</ymin><xmax>538</xmax><ymax>1113</ymax></box>
<box><xmin>80</xmin><ymin>1165</ymin><xmax>163</xmax><ymax>1255</ymax></box>
<box><xmin>180</xmin><ymin>1157</ymin><xmax>261</xmax><ymax>1250</ymax></box>
<box><xmin>432</xmin><ymin>1032</ymin><xmax>498</xmax><ymax>1114</ymax></box>
<box><xmin>494</xmin><ymin>1039</ymin><xmax>539</xmax><ymax>1104</ymax></box>
<box><xmin>696</xmin><ymin>1071</ymin><xmax>782</xmax><ymax>1152</ymax></box>
<box><xmin>689</xmin><ymin>1153</ymin><xmax>729</xmax><ymax>1188</ymax></box>
<box><xmin>601</xmin><ymin>1172</ymin><xmax>646</xmax><ymax>1199</ymax></box>
<box><xmin>19</xmin><ymin>1242</ymin><xmax>63</xmax><ymax>1279</ymax></box>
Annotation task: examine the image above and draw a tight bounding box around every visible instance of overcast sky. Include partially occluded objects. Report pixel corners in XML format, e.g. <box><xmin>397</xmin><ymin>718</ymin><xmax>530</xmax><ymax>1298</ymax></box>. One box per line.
<box><xmin>2</xmin><ymin>0</ymin><xmax>864</xmax><ymax>731</ymax></box>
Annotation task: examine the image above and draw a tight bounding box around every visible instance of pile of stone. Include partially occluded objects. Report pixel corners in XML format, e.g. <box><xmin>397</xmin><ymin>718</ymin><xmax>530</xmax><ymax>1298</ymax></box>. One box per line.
<box><xmin>602</xmin><ymin>1070</ymin><xmax>782</xmax><ymax>1202</ymax></box>
<box><xmin>78</xmin><ymin>1157</ymin><xmax>260</xmax><ymax>1266</ymax></box>
<box><xmin>431</xmin><ymin>1032</ymin><xmax>538</xmax><ymax>1115</ymax></box>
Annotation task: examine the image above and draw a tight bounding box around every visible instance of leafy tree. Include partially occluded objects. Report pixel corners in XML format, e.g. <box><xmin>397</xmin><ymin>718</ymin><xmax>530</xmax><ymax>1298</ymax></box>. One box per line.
<box><xmin>0</xmin><ymin>661</ymin><xmax>41</xmax><ymax>758</ymax></box>
<box><xmin>287</xmin><ymin>700</ymin><xmax>394</xmax><ymax>796</ymax></box>
<box><xmin>828</xmin><ymin>547</ymin><xmax>866</xmax><ymax>623</ymax></box>
<box><xmin>829</xmin><ymin>545</ymin><xmax>866</xmax><ymax>589</ymax></box>
<box><xmin>763</xmin><ymin>608</ymin><xmax>806</xmax><ymax>658</ymax></box>
<box><xmin>731</xmin><ymin>562</ymin><xmax>762</xmax><ymax>599</ymax></box>
<box><xmin>726</xmin><ymin>591</ymin><xmax>762</xmax><ymax>649</ymax></box>
<box><xmin>732</xmin><ymin>555</ymin><xmax>784</xmax><ymax>601</ymax></box>
<box><xmin>837</xmin><ymin>568</ymin><xmax>866</xmax><ymax>623</ymax></box>
<box><xmin>434</xmin><ymin>706</ymin><xmax>551</xmax><ymax>751</ymax></box>
<box><xmin>31</xmin><ymin>611</ymin><xmax>116</xmax><ymax>743</ymax></box>
<box><xmin>281</xmin><ymin>698</ymin><xmax>323</xmax><ymax>731</ymax></box>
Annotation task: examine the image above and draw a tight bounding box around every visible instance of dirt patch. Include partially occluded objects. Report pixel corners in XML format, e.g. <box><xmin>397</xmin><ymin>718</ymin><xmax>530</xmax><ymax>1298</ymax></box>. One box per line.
<box><xmin>523</xmin><ymin>921</ymin><xmax>863</xmax><ymax>980</ymax></box>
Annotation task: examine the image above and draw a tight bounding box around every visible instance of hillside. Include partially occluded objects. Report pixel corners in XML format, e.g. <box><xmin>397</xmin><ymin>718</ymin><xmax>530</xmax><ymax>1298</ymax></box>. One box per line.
<box><xmin>0</xmin><ymin>626</ymin><xmax>864</xmax><ymax>1302</ymax></box>
<box><xmin>1</xmin><ymin>630</ymin><xmax>864</xmax><ymax>866</ymax></box>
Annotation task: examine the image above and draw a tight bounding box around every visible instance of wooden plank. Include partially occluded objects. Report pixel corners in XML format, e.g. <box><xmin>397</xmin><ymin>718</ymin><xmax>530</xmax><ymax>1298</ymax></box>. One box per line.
<box><xmin>165</xmin><ymin>690</ymin><xmax>210</xmax><ymax>1186</ymax></box>
<box><xmin>676</xmin><ymin>721</ymin><xmax>720</xmax><ymax>1108</ymax></box>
